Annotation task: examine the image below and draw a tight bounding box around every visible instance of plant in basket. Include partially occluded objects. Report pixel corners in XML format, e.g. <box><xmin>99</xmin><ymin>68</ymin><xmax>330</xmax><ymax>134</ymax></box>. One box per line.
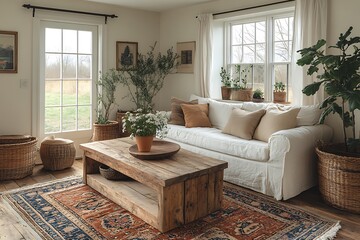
<box><xmin>122</xmin><ymin>109</ymin><xmax>169</xmax><ymax>152</ymax></box>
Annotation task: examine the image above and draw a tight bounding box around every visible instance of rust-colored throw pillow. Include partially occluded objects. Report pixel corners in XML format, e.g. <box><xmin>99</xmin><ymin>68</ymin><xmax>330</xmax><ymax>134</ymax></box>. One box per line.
<box><xmin>169</xmin><ymin>97</ymin><xmax>198</xmax><ymax>125</ymax></box>
<box><xmin>181</xmin><ymin>104</ymin><xmax>212</xmax><ymax>128</ymax></box>
<box><xmin>222</xmin><ymin>108</ymin><xmax>266</xmax><ymax>140</ymax></box>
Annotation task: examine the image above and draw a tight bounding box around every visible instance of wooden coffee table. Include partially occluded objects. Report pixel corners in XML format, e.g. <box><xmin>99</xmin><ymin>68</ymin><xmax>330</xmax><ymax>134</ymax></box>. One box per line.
<box><xmin>80</xmin><ymin>138</ymin><xmax>228</xmax><ymax>232</ymax></box>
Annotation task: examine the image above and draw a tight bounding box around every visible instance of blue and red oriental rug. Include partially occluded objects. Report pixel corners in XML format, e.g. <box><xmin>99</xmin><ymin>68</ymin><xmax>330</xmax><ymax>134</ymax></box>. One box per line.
<box><xmin>1</xmin><ymin>177</ymin><xmax>340</xmax><ymax>239</ymax></box>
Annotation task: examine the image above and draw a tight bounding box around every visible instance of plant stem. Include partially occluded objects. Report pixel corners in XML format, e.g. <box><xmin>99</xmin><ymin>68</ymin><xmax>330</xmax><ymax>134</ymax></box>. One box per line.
<box><xmin>342</xmin><ymin>99</ymin><xmax>348</xmax><ymax>151</ymax></box>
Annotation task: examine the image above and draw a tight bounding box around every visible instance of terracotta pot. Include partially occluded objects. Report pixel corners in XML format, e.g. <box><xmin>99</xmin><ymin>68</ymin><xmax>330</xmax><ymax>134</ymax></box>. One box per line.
<box><xmin>273</xmin><ymin>92</ymin><xmax>286</xmax><ymax>103</ymax></box>
<box><xmin>135</xmin><ymin>135</ymin><xmax>154</xmax><ymax>152</ymax></box>
<box><xmin>221</xmin><ymin>86</ymin><xmax>231</xmax><ymax>100</ymax></box>
<box><xmin>231</xmin><ymin>88</ymin><xmax>252</xmax><ymax>101</ymax></box>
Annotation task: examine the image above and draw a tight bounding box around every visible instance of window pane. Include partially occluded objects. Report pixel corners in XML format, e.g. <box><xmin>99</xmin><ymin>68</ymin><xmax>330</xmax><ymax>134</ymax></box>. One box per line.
<box><xmin>231</xmin><ymin>25</ymin><xmax>242</xmax><ymax>45</ymax></box>
<box><xmin>231</xmin><ymin>46</ymin><xmax>242</xmax><ymax>64</ymax></box>
<box><xmin>63</xmin><ymin>29</ymin><xmax>77</xmax><ymax>53</ymax></box>
<box><xmin>289</xmin><ymin>17</ymin><xmax>294</xmax><ymax>40</ymax></box>
<box><xmin>243</xmin><ymin>23</ymin><xmax>255</xmax><ymax>44</ymax></box>
<box><xmin>63</xmin><ymin>80</ymin><xmax>77</xmax><ymax>105</ymax></box>
<box><xmin>45</xmin><ymin>54</ymin><xmax>61</xmax><ymax>79</ymax></box>
<box><xmin>78</xmin><ymin>80</ymin><xmax>91</xmax><ymax>105</ymax></box>
<box><xmin>45</xmin><ymin>81</ymin><xmax>60</xmax><ymax>106</ymax></box>
<box><xmin>45</xmin><ymin>107</ymin><xmax>60</xmax><ymax>133</ymax></box>
<box><xmin>243</xmin><ymin>45</ymin><xmax>255</xmax><ymax>63</ymax></box>
<box><xmin>63</xmin><ymin>54</ymin><xmax>77</xmax><ymax>78</ymax></box>
<box><xmin>78</xmin><ymin>55</ymin><xmax>91</xmax><ymax>78</ymax></box>
<box><xmin>78</xmin><ymin>106</ymin><xmax>91</xmax><ymax>130</ymax></box>
<box><xmin>256</xmin><ymin>21</ymin><xmax>266</xmax><ymax>43</ymax></box>
<box><xmin>274</xmin><ymin>64</ymin><xmax>288</xmax><ymax>85</ymax></box>
<box><xmin>256</xmin><ymin>43</ymin><xmax>265</xmax><ymax>63</ymax></box>
<box><xmin>253</xmin><ymin>65</ymin><xmax>265</xmax><ymax>90</ymax></box>
<box><xmin>45</xmin><ymin>28</ymin><xmax>61</xmax><ymax>52</ymax></box>
<box><xmin>78</xmin><ymin>31</ymin><xmax>92</xmax><ymax>54</ymax></box>
<box><xmin>274</xmin><ymin>18</ymin><xmax>289</xmax><ymax>41</ymax></box>
<box><xmin>274</xmin><ymin>42</ymin><xmax>289</xmax><ymax>62</ymax></box>
<box><xmin>62</xmin><ymin>106</ymin><xmax>76</xmax><ymax>131</ymax></box>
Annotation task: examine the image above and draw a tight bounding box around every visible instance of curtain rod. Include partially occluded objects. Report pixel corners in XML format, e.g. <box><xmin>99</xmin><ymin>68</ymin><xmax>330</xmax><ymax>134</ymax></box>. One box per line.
<box><xmin>196</xmin><ymin>0</ymin><xmax>295</xmax><ymax>18</ymax></box>
<box><xmin>22</xmin><ymin>4</ymin><xmax>118</xmax><ymax>24</ymax></box>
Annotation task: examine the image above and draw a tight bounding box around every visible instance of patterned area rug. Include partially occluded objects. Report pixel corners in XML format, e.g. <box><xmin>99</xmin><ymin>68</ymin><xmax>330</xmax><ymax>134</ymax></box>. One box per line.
<box><xmin>1</xmin><ymin>177</ymin><xmax>340</xmax><ymax>239</ymax></box>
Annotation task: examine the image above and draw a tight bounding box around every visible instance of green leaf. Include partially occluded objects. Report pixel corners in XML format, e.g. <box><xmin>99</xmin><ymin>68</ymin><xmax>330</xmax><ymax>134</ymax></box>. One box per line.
<box><xmin>307</xmin><ymin>65</ymin><xmax>319</xmax><ymax>75</ymax></box>
<box><xmin>320</xmin><ymin>96</ymin><xmax>337</xmax><ymax>109</ymax></box>
<box><xmin>348</xmin><ymin>91</ymin><xmax>360</xmax><ymax>111</ymax></box>
<box><xmin>319</xmin><ymin>106</ymin><xmax>333</xmax><ymax>124</ymax></box>
<box><xmin>302</xmin><ymin>81</ymin><xmax>323</xmax><ymax>96</ymax></box>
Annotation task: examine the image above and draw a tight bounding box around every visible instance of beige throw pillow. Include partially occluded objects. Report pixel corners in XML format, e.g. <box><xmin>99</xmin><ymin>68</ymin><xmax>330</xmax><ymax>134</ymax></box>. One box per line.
<box><xmin>253</xmin><ymin>108</ymin><xmax>301</xmax><ymax>142</ymax></box>
<box><xmin>222</xmin><ymin>109</ymin><xmax>266</xmax><ymax>140</ymax></box>
<box><xmin>181</xmin><ymin>104</ymin><xmax>212</xmax><ymax>128</ymax></box>
<box><xmin>169</xmin><ymin>97</ymin><xmax>198</xmax><ymax>125</ymax></box>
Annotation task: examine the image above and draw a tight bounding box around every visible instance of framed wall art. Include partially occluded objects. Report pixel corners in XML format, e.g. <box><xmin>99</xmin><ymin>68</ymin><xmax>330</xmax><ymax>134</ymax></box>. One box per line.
<box><xmin>0</xmin><ymin>31</ymin><xmax>18</xmax><ymax>73</ymax></box>
<box><xmin>116</xmin><ymin>41</ymin><xmax>138</xmax><ymax>70</ymax></box>
<box><xmin>177</xmin><ymin>41</ymin><xmax>195</xmax><ymax>73</ymax></box>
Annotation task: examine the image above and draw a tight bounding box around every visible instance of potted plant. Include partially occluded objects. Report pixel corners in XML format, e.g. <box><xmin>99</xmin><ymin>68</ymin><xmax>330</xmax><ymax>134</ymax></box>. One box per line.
<box><xmin>122</xmin><ymin>109</ymin><xmax>169</xmax><ymax>152</ymax></box>
<box><xmin>93</xmin><ymin>69</ymin><xmax>121</xmax><ymax>141</ymax></box>
<box><xmin>220</xmin><ymin>67</ymin><xmax>231</xmax><ymax>100</ymax></box>
<box><xmin>119</xmin><ymin>42</ymin><xmax>178</xmax><ymax>111</ymax></box>
<box><xmin>297</xmin><ymin>26</ymin><xmax>360</xmax><ymax>213</ymax></box>
<box><xmin>231</xmin><ymin>64</ymin><xmax>253</xmax><ymax>101</ymax></box>
<box><xmin>273</xmin><ymin>82</ymin><xmax>286</xmax><ymax>103</ymax></box>
<box><xmin>252</xmin><ymin>89</ymin><xmax>264</xmax><ymax>102</ymax></box>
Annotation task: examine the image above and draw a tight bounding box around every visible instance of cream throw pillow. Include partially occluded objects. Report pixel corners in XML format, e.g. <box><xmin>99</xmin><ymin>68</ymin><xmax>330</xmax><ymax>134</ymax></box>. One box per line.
<box><xmin>253</xmin><ymin>108</ymin><xmax>301</xmax><ymax>142</ymax></box>
<box><xmin>222</xmin><ymin>109</ymin><xmax>266</xmax><ymax>140</ymax></box>
<box><xmin>181</xmin><ymin>104</ymin><xmax>212</xmax><ymax>128</ymax></box>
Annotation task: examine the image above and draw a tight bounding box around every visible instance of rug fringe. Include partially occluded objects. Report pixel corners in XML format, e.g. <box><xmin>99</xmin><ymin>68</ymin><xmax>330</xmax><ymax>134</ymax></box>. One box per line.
<box><xmin>317</xmin><ymin>221</ymin><xmax>341</xmax><ymax>240</ymax></box>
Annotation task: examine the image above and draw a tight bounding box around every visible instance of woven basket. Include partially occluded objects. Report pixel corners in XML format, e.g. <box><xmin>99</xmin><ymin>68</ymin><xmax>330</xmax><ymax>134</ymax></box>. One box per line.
<box><xmin>317</xmin><ymin>144</ymin><xmax>360</xmax><ymax>213</ymax></box>
<box><xmin>99</xmin><ymin>164</ymin><xmax>128</xmax><ymax>180</ymax></box>
<box><xmin>0</xmin><ymin>136</ymin><xmax>37</xmax><ymax>180</ymax></box>
<box><xmin>92</xmin><ymin>121</ymin><xmax>119</xmax><ymax>141</ymax></box>
<box><xmin>40</xmin><ymin>137</ymin><xmax>75</xmax><ymax>171</ymax></box>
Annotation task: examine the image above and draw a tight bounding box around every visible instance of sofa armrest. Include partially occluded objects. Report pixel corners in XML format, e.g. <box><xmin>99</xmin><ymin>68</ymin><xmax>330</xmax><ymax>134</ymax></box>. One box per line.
<box><xmin>267</xmin><ymin>124</ymin><xmax>333</xmax><ymax>200</ymax></box>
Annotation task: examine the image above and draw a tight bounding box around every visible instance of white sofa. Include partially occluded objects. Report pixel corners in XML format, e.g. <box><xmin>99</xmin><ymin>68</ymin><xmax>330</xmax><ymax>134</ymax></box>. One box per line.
<box><xmin>165</xmin><ymin>96</ymin><xmax>333</xmax><ymax>200</ymax></box>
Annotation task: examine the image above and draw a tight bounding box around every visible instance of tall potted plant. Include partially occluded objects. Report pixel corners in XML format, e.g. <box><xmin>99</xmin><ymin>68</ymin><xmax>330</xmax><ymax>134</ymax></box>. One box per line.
<box><xmin>297</xmin><ymin>26</ymin><xmax>360</xmax><ymax>213</ymax></box>
<box><xmin>231</xmin><ymin>64</ymin><xmax>253</xmax><ymax>101</ymax></box>
<box><xmin>220</xmin><ymin>67</ymin><xmax>231</xmax><ymax>100</ymax></box>
<box><xmin>93</xmin><ymin>69</ymin><xmax>121</xmax><ymax>141</ymax></box>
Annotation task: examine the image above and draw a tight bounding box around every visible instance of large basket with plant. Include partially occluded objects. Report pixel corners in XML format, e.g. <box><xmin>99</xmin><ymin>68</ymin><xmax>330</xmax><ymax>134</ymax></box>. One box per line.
<box><xmin>0</xmin><ymin>135</ymin><xmax>37</xmax><ymax>180</ymax></box>
<box><xmin>297</xmin><ymin>26</ymin><xmax>360</xmax><ymax>213</ymax></box>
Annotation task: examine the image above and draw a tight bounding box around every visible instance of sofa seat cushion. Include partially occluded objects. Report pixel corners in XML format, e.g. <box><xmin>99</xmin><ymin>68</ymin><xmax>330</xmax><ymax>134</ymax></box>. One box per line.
<box><xmin>167</xmin><ymin>124</ymin><xmax>269</xmax><ymax>162</ymax></box>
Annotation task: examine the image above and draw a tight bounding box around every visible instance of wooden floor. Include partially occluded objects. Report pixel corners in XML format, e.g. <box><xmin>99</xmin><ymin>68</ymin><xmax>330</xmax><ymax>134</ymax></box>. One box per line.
<box><xmin>0</xmin><ymin>159</ymin><xmax>359</xmax><ymax>239</ymax></box>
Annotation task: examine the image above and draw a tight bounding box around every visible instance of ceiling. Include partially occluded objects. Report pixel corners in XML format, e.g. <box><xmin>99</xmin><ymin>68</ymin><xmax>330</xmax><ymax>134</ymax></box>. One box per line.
<box><xmin>82</xmin><ymin>0</ymin><xmax>216</xmax><ymax>12</ymax></box>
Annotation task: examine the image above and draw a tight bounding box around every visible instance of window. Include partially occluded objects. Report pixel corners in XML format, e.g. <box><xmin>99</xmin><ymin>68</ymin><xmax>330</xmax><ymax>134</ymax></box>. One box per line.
<box><xmin>39</xmin><ymin>21</ymin><xmax>98</xmax><ymax>140</ymax></box>
<box><xmin>225</xmin><ymin>11</ymin><xmax>294</xmax><ymax>101</ymax></box>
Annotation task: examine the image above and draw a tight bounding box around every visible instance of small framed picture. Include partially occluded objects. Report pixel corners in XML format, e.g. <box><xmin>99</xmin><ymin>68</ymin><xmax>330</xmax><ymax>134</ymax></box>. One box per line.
<box><xmin>116</xmin><ymin>41</ymin><xmax>138</xmax><ymax>70</ymax></box>
<box><xmin>177</xmin><ymin>41</ymin><xmax>195</xmax><ymax>73</ymax></box>
<box><xmin>0</xmin><ymin>31</ymin><xmax>18</xmax><ymax>73</ymax></box>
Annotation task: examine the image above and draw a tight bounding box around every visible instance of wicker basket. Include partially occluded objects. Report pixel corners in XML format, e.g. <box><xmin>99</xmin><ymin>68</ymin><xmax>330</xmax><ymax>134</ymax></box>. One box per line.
<box><xmin>40</xmin><ymin>137</ymin><xmax>76</xmax><ymax>171</ymax></box>
<box><xmin>317</xmin><ymin>144</ymin><xmax>360</xmax><ymax>213</ymax></box>
<box><xmin>0</xmin><ymin>135</ymin><xmax>37</xmax><ymax>180</ymax></box>
<box><xmin>92</xmin><ymin>121</ymin><xmax>119</xmax><ymax>141</ymax></box>
<box><xmin>99</xmin><ymin>164</ymin><xmax>128</xmax><ymax>180</ymax></box>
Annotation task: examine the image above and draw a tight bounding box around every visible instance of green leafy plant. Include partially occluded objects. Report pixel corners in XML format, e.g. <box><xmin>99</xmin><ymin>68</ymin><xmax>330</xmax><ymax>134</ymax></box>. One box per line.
<box><xmin>252</xmin><ymin>89</ymin><xmax>264</xmax><ymax>99</ymax></box>
<box><xmin>274</xmin><ymin>82</ymin><xmax>286</xmax><ymax>92</ymax></box>
<box><xmin>122</xmin><ymin>109</ymin><xmax>169</xmax><ymax>138</ymax></box>
<box><xmin>96</xmin><ymin>69</ymin><xmax>121</xmax><ymax>124</ymax></box>
<box><xmin>297</xmin><ymin>26</ymin><xmax>360</xmax><ymax>153</ymax></box>
<box><xmin>220</xmin><ymin>67</ymin><xmax>231</xmax><ymax>87</ymax></box>
<box><xmin>119</xmin><ymin>42</ymin><xmax>178</xmax><ymax>110</ymax></box>
<box><xmin>233</xmin><ymin>64</ymin><xmax>253</xmax><ymax>89</ymax></box>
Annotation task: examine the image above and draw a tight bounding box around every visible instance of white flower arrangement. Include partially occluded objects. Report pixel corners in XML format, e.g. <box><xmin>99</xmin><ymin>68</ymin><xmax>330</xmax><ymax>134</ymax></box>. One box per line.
<box><xmin>122</xmin><ymin>109</ymin><xmax>169</xmax><ymax>139</ymax></box>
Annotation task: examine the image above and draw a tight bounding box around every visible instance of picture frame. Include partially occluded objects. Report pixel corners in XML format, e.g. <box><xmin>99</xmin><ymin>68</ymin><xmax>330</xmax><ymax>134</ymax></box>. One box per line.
<box><xmin>116</xmin><ymin>41</ymin><xmax>138</xmax><ymax>70</ymax></box>
<box><xmin>177</xmin><ymin>41</ymin><xmax>195</xmax><ymax>73</ymax></box>
<box><xmin>0</xmin><ymin>31</ymin><xmax>18</xmax><ymax>73</ymax></box>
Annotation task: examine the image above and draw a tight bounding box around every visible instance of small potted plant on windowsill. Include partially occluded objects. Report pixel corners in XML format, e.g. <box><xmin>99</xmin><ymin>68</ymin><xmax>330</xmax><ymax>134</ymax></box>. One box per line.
<box><xmin>231</xmin><ymin>64</ymin><xmax>253</xmax><ymax>101</ymax></box>
<box><xmin>273</xmin><ymin>81</ymin><xmax>286</xmax><ymax>103</ymax></box>
<box><xmin>252</xmin><ymin>89</ymin><xmax>264</xmax><ymax>103</ymax></box>
<box><xmin>220</xmin><ymin>67</ymin><xmax>231</xmax><ymax>100</ymax></box>
<box><xmin>92</xmin><ymin>69</ymin><xmax>121</xmax><ymax>141</ymax></box>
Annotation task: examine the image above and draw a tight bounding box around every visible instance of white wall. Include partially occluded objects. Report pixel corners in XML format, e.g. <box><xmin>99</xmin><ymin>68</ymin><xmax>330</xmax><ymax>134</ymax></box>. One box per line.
<box><xmin>0</xmin><ymin>0</ymin><xmax>159</xmax><ymax>136</ymax></box>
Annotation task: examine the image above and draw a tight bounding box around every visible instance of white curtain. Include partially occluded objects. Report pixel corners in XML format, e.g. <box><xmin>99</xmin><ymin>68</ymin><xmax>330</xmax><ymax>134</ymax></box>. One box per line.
<box><xmin>290</xmin><ymin>0</ymin><xmax>327</xmax><ymax>105</ymax></box>
<box><xmin>197</xmin><ymin>14</ymin><xmax>213</xmax><ymax>98</ymax></box>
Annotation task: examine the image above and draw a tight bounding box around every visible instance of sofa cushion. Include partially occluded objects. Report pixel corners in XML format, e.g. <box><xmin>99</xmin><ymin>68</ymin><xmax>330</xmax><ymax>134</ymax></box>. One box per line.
<box><xmin>297</xmin><ymin>104</ymin><xmax>322</xmax><ymax>126</ymax></box>
<box><xmin>207</xmin><ymin>99</ymin><xmax>243</xmax><ymax>130</ymax></box>
<box><xmin>169</xmin><ymin>97</ymin><xmax>198</xmax><ymax>125</ymax></box>
<box><xmin>181</xmin><ymin>104</ymin><xmax>212</xmax><ymax>128</ymax></box>
<box><xmin>167</xmin><ymin>124</ymin><xmax>269</xmax><ymax>162</ymax></box>
<box><xmin>253</xmin><ymin>108</ymin><xmax>300</xmax><ymax>142</ymax></box>
<box><xmin>223</xmin><ymin>109</ymin><xmax>266</xmax><ymax>140</ymax></box>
